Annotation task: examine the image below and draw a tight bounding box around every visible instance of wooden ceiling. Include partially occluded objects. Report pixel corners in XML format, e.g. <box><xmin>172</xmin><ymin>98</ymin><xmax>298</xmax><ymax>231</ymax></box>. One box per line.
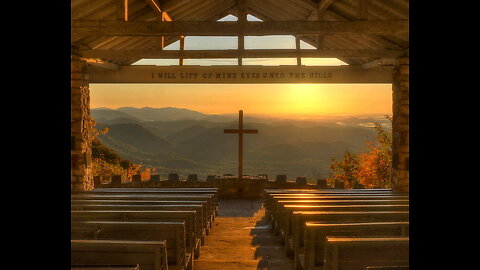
<box><xmin>71</xmin><ymin>0</ymin><xmax>409</xmax><ymax>67</ymax></box>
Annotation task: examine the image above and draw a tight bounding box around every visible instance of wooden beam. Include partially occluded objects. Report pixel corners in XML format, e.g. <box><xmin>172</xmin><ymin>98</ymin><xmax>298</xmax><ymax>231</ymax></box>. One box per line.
<box><xmin>362</xmin><ymin>58</ymin><xmax>395</xmax><ymax>69</ymax></box>
<box><xmin>81</xmin><ymin>58</ymin><xmax>119</xmax><ymax>71</ymax></box>
<box><xmin>87</xmin><ymin>65</ymin><xmax>393</xmax><ymax>84</ymax></box>
<box><xmin>79</xmin><ymin>48</ymin><xmax>405</xmax><ymax>59</ymax></box>
<box><xmin>72</xmin><ymin>20</ymin><xmax>408</xmax><ymax>37</ymax></box>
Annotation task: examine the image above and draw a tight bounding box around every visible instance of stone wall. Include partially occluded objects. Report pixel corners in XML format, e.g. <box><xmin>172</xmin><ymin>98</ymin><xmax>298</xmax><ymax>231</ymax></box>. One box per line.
<box><xmin>93</xmin><ymin>176</ymin><xmax>380</xmax><ymax>198</ymax></box>
<box><xmin>71</xmin><ymin>54</ymin><xmax>94</xmax><ymax>191</ymax></box>
<box><xmin>391</xmin><ymin>57</ymin><xmax>409</xmax><ymax>192</ymax></box>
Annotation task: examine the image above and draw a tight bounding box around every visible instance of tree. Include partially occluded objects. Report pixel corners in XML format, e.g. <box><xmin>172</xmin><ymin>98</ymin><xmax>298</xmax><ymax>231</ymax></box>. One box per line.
<box><xmin>327</xmin><ymin>116</ymin><xmax>392</xmax><ymax>189</ymax></box>
<box><xmin>328</xmin><ymin>151</ymin><xmax>360</xmax><ymax>189</ymax></box>
<box><xmin>357</xmin><ymin>119</ymin><xmax>392</xmax><ymax>188</ymax></box>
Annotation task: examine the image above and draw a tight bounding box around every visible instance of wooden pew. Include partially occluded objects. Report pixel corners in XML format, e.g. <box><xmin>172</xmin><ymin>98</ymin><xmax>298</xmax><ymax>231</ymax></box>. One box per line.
<box><xmin>290</xmin><ymin>211</ymin><xmax>409</xmax><ymax>256</ymax></box>
<box><xmin>268</xmin><ymin>199</ymin><xmax>409</xmax><ymax>230</ymax></box>
<box><xmin>72</xmin><ymin>221</ymin><xmax>191</xmax><ymax>270</ymax></box>
<box><xmin>323</xmin><ymin>237</ymin><xmax>409</xmax><ymax>270</ymax></box>
<box><xmin>71</xmin><ymin>204</ymin><xmax>205</xmax><ymax>247</ymax></box>
<box><xmin>71</xmin><ymin>194</ymin><xmax>216</xmax><ymax>230</ymax></box>
<box><xmin>278</xmin><ymin>204</ymin><xmax>409</xmax><ymax>244</ymax></box>
<box><xmin>299</xmin><ymin>222</ymin><xmax>409</xmax><ymax>270</ymax></box>
<box><xmin>71</xmin><ymin>210</ymin><xmax>200</xmax><ymax>259</ymax></box>
<box><xmin>72</xmin><ymin>200</ymin><xmax>209</xmax><ymax>239</ymax></box>
<box><xmin>81</xmin><ymin>188</ymin><xmax>219</xmax><ymax>218</ymax></box>
<box><xmin>71</xmin><ymin>239</ymin><xmax>168</xmax><ymax>270</ymax></box>
<box><xmin>265</xmin><ymin>194</ymin><xmax>409</xmax><ymax>215</ymax></box>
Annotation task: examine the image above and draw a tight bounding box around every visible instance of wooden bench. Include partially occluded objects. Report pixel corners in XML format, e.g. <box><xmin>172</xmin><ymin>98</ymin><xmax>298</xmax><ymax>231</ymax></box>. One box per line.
<box><xmin>72</xmin><ymin>221</ymin><xmax>191</xmax><ymax>270</ymax></box>
<box><xmin>71</xmin><ymin>204</ymin><xmax>205</xmax><ymax>246</ymax></box>
<box><xmin>268</xmin><ymin>199</ymin><xmax>409</xmax><ymax>231</ymax></box>
<box><xmin>290</xmin><ymin>211</ymin><xmax>409</xmax><ymax>256</ymax></box>
<box><xmin>270</xmin><ymin>201</ymin><xmax>408</xmax><ymax>240</ymax></box>
<box><xmin>71</xmin><ymin>194</ymin><xmax>216</xmax><ymax>229</ymax></box>
<box><xmin>323</xmin><ymin>237</ymin><xmax>409</xmax><ymax>270</ymax></box>
<box><xmin>71</xmin><ymin>210</ymin><xmax>200</xmax><ymax>259</ymax></box>
<box><xmin>265</xmin><ymin>194</ymin><xmax>409</xmax><ymax>216</ymax></box>
<box><xmin>72</xmin><ymin>200</ymin><xmax>208</xmax><ymax>239</ymax></box>
<box><xmin>80</xmin><ymin>188</ymin><xmax>219</xmax><ymax>218</ymax></box>
<box><xmin>278</xmin><ymin>204</ymin><xmax>409</xmax><ymax>244</ymax></box>
<box><xmin>71</xmin><ymin>239</ymin><xmax>168</xmax><ymax>270</ymax></box>
<box><xmin>298</xmin><ymin>222</ymin><xmax>409</xmax><ymax>270</ymax></box>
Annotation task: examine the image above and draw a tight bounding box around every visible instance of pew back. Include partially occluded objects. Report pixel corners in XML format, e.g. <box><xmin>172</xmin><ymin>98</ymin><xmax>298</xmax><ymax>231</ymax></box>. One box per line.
<box><xmin>72</xmin><ymin>221</ymin><xmax>186</xmax><ymax>268</ymax></box>
<box><xmin>323</xmin><ymin>237</ymin><xmax>409</xmax><ymax>270</ymax></box>
<box><xmin>71</xmin><ymin>239</ymin><xmax>168</xmax><ymax>270</ymax></box>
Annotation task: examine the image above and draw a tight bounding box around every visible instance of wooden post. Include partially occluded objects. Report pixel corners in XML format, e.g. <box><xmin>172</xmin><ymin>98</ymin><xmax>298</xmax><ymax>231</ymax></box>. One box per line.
<box><xmin>237</xmin><ymin>0</ymin><xmax>247</xmax><ymax>66</ymax></box>
<box><xmin>179</xmin><ymin>36</ymin><xmax>185</xmax><ymax>65</ymax></box>
<box><xmin>296</xmin><ymin>35</ymin><xmax>302</xmax><ymax>66</ymax></box>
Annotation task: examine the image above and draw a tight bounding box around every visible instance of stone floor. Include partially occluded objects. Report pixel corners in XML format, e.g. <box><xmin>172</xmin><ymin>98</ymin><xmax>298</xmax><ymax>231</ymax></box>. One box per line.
<box><xmin>194</xmin><ymin>199</ymin><xmax>294</xmax><ymax>270</ymax></box>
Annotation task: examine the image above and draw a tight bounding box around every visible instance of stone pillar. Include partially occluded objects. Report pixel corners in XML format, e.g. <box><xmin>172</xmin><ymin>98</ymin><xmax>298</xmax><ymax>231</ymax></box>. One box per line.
<box><xmin>391</xmin><ymin>56</ymin><xmax>409</xmax><ymax>192</ymax></box>
<box><xmin>71</xmin><ymin>54</ymin><xmax>94</xmax><ymax>191</ymax></box>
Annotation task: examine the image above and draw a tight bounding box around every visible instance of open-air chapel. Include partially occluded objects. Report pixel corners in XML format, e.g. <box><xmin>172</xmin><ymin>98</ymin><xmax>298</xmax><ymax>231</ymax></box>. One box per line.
<box><xmin>71</xmin><ymin>0</ymin><xmax>409</xmax><ymax>269</ymax></box>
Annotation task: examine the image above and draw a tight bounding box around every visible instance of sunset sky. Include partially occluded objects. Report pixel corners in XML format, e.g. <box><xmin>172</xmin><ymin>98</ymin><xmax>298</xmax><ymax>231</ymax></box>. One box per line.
<box><xmin>89</xmin><ymin>14</ymin><xmax>392</xmax><ymax>117</ymax></box>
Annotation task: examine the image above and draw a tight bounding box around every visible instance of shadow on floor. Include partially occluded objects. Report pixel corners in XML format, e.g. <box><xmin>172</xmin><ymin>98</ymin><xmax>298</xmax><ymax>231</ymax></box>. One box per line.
<box><xmin>250</xmin><ymin>215</ymin><xmax>294</xmax><ymax>270</ymax></box>
<box><xmin>217</xmin><ymin>199</ymin><xmax>264</xmax><ymax>217</ymax></box>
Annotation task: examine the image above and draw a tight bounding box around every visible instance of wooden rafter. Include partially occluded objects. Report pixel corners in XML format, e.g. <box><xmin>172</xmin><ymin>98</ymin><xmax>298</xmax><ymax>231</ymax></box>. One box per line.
<box><xmin>144</xmin><ymin>0</ymin><xmax>173</xmax><ymax>21</ymax></box>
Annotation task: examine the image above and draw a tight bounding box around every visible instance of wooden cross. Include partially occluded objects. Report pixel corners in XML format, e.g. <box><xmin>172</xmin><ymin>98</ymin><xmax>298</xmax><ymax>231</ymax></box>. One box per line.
<box><xmin>224</xmin><ymin>110</ymin><xmax>258</xmax><ymax>178</ymax></box>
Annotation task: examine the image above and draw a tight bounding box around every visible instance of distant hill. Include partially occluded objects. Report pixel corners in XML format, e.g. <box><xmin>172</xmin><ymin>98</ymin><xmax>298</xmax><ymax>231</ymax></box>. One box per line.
<box><xmin>91</xmin><ymin>107</ymin><xmax>386</xmax><ymax>180</ymax></box>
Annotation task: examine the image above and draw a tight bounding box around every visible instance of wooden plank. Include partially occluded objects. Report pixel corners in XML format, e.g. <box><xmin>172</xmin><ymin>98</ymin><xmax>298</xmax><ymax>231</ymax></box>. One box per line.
<box><xmin>71</xmin><ymin>20</ymin><xmax>409</xmax><ymax>36</ymax></box>
<box><xmin>324</xmin><ymin>237</ymin><xmax>409</xmax><ymax>270</ymax></box>
<box><xmin>87</xmin><ymin>65</ymin><xmax>393</xmax><ymax>84</ymax></box>
<box><xmin>71</xmin><ymin>239</ymin><xmax>167</xmax><ymax>270</ymax></box>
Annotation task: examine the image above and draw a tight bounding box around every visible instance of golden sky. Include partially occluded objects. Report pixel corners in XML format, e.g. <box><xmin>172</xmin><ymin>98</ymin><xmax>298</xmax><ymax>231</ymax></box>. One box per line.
<box><xmin>90</xmin><ymin>83</ymin><xmax>392</xmax><ymax>116</ymax></box>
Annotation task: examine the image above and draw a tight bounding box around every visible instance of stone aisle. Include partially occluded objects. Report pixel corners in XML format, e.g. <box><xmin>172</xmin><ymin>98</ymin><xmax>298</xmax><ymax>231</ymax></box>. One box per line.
<box><xmin>194</xmin><ymin>199</ymin><xmax>294</xmax><ymax>270</ymax></box>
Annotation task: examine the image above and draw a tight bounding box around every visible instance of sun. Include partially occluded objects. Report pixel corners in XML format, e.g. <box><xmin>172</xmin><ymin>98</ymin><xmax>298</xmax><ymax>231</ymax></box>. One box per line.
<box><xmin>286</xmin><ymin>84</ymin><xmax>326</xmax><ymax>114</ymax></box>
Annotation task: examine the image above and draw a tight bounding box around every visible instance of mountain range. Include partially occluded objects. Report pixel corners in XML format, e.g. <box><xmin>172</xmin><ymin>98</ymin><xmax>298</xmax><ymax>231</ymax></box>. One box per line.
<box><xmin>92</xmin><ymin>107</ymin><xmax>390</xmax><ymax>181</ymax></box>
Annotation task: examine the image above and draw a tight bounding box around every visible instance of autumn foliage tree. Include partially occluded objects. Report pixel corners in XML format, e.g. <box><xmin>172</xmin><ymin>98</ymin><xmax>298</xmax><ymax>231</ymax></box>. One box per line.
<box><xmin>328</xmin><ymin>151</ymin><xmax>360</xmax><ymax>189</ymax></box>
<box><xmin>357</xmin><ymin>120</ymin><xmax>392</xmax><ymax>188</ymax></box>
<box><xmin>327</xmin><ymin>116</ymin><xmax>392</xmax><ymax>189</ymax></box>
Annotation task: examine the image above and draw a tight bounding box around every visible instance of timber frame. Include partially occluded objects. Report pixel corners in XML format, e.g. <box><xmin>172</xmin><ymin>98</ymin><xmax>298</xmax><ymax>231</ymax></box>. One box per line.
<box><xmin>71</xmin><ymin>0</ymin><xmax>409</xmax><ymax>192</ymax></box>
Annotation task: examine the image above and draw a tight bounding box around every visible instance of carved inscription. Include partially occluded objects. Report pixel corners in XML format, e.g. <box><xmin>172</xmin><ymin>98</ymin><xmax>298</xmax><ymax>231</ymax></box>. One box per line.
<box><xmin>151</xmin><ymin>72</ymin><xmax>332</xmax><ymax>81</ymax></box>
